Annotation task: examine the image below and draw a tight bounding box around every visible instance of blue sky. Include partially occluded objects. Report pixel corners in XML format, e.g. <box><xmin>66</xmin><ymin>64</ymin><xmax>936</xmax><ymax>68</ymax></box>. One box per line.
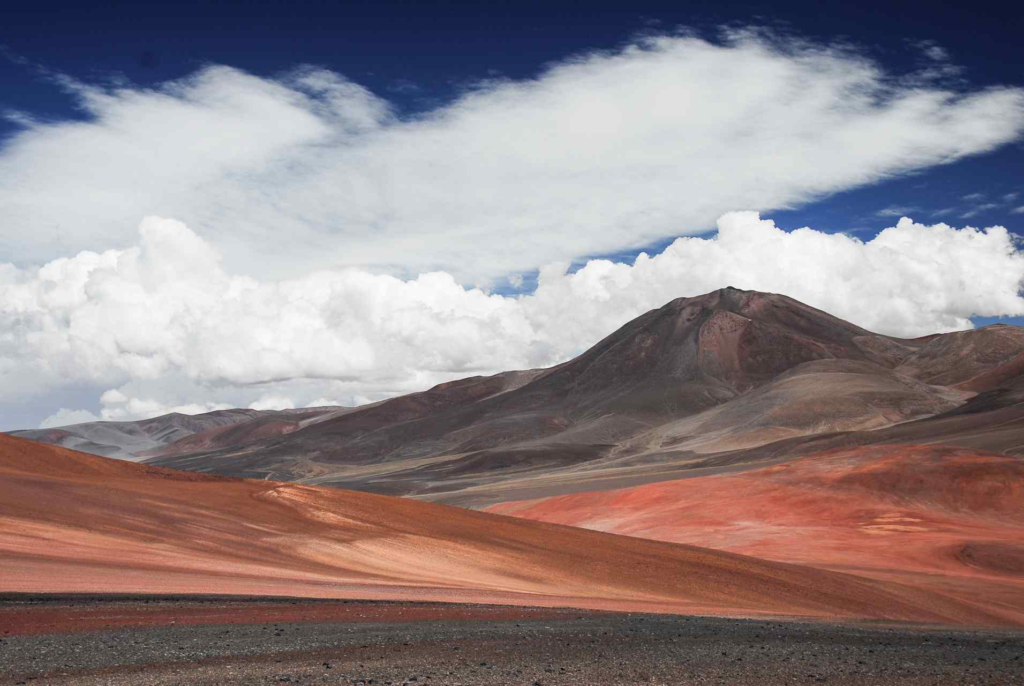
<box><xmin>4</xmin><ymin>1</ymin><xmax>1023</xmax><ymax>96</ymax></box>
<box><xmin>2</xmin><ymin>1</ymin><xmax>1024</xmax><ymax>427</ymax></box>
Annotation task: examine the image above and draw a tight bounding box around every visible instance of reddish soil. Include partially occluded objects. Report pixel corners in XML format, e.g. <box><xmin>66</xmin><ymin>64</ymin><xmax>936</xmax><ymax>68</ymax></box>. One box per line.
<box><xmin>0</xmin><ymin>598</ymin><xmax>582</xmax><ymax>637</ymax></box>
<box><xmin>489</xmin><ymin>444</ymin><xmax>1024</xmax><ymax>622</ymax></box>
<box><xmin>2</xmin><ymin>434</ymin><xmax>1018</xmax><ymax>627</ymax></box>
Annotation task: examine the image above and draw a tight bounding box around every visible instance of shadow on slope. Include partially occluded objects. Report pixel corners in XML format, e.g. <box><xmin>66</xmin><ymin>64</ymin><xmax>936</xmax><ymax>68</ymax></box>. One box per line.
<box><xmin>1</xmin><ymin>434</ymin><xmax>1016</xmax><ymax>626</ymax></box>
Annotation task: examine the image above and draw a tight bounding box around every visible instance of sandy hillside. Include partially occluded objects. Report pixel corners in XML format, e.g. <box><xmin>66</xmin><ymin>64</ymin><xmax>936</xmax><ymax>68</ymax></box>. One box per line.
<box><xmin>1</xmin><ymin>434</ymin><xmax>1018</xmax><ymax>626</ymax></box>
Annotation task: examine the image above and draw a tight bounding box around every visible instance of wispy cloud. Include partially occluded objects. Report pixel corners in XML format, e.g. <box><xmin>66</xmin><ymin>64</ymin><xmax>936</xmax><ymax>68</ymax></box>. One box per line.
<box><xmin>919</xmin><ymin>42</ymin><xmax>950</xmax><ymax>62</ymax></box>
<box><xmin>962</xmin><ymin>203</ymin><xmax>1001</xmax><ymax>218</ymax></box>
<box><xmin>386</xmin><ymin>79</ymin><xmax>422</xmax><ymax>94</ymax></box>
<box><xmin>2</xmin><ymin>30</ymin><xmax>1024</xmax><ymax>284</ymax></box>
<box><xmin>905</xmin><ymin>39</ymin><xmax>963</xmax><ymax>84</ymax></box>
<box><xmin>875</xmin><ymin>206</ymin><xmax>920</xmax><ymax>217</ymax></box>
<box><xmin>963</xmin><ymin>192</ymin><xmax>987</xmax><ymax>201</ymax></box>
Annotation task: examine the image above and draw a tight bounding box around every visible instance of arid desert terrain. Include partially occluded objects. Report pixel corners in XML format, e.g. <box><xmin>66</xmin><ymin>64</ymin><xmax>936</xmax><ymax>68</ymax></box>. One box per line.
<box><xmin>4</xmin><ymin>289</ymin><xmax>1024</xmax><ymax>683</ymax></box>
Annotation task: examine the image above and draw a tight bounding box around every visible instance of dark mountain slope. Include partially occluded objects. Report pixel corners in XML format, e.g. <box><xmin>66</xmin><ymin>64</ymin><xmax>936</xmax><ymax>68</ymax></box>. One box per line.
<box><xmin>896</xmin><ymin>324</ymin><xmax>1024</xmax><ymax>389</ymax></box>
<box><xmin>15</xmin><ymin>288</ymin><xmax>1023</xmax><ymax>506</ymax></box>
<box><xmin>143</xmin><ymin>289</ymin><xmax>969</xmax><ymax>494</ymax></box>
<box><xmin>9</xmin><ymin>407</ymin><xmax>336</xmax><ymax>461</ymax></box>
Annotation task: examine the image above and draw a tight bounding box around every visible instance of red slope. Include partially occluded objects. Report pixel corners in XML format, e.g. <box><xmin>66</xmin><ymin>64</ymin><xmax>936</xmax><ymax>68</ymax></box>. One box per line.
<box><xmin>1</xmin><ymin>434</ymin><xmax>1016</xmax><ymax>626</ymax></box>
<box><xmin>489</xmin><ymin>445</ymin><xmax>1024</xmax><ymax>621</ymax></box>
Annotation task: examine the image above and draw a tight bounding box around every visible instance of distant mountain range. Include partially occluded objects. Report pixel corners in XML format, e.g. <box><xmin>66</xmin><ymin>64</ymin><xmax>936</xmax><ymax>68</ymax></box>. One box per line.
<box><xmin>12</xmin><ymin>287</ymin><xmax>1024</xmax><ymax>507</ymax></box>
<box><xmin>5</xmin><ymin>286</ymin><xmax>1024</xmax><ymax>627</ymax></box>
<box><xmin>9</xmin><ymin>407</ymin><xmax>341</xmax><ymax>461</ymax></box>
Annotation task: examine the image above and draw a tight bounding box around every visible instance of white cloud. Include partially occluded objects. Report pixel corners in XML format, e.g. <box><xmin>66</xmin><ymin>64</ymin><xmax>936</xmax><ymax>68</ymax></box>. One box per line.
<box><xmin>99</xmin><ymin>389</ymin><xmax>128</xmax><ymax>404</ymax></box>
<box><xmin>6</xmin><ymin>213</ymin><xmax>1024</xmax><ymax>427</ymax></box>
<box><xmin>903</xmin><ymin>40</ymin><xmax>963</xmax><ymax>85</ymax></box>
<box><xmin>39</xmin><ymin>408</ymin><xmax>101</xmax><ymax>429</ymax></box>
<box><xmin>305</xmin><ymin>397</ymin><xmax>343</xmax><ymax>408</ymax></box>
<box><xmin>875</xmin><ymin>206</ymin><xmax>920</xmax><ymax>217</ymax></box>
<box><xmin>249</xmin><ymin>394</ymin><xmax>296</xmax><ymax>411</ymax></box>
<box><xmin>1012</xmin><ymin>206</ymin><xmax>1024</xmax><ymax>214</ymax></box>
<box><xmin>963</xmin><ymin>192</ymin><xmax>987</xmax><ymax>201</ymax></box>
<box><xmin>961</xmin><ymin>202</ymin><xmax>1001</xmax><ymax>218</ymax></box>
<box><xmin>922</xmin><ymin>43</ymin><xmax>950</xmax><ymax>62</ymax></box>
<box><xmin>1</xmin><ymin>31</ymin><xmax>1023</xmax><ymax>284</ymax></box>
<box><xmin>95</xmin><ymin>387</ymin><xmax>234</xmax><ymax>422</ymax></box>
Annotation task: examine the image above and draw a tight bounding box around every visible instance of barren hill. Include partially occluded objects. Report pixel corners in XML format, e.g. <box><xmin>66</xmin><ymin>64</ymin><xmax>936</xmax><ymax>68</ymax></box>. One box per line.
<box><xmin>12</xmin><ymin>289</ymin><xmax>1024</xmax><ymax>509</ymax></box>
<box><xmin>489</xmin><ymin>444</ymin><xmax>1024</xmax><ymax>619</ymax></box>
<box><xmin>1</xmin><ymin>433</ymin><xmax>1018</xmax><ymax>626</ymax></box>
<box><xmin>9</xmin><ymin>407</ymin><xmax>337</xmax><ymax>461</ymax></box>
<box><xmin>139</xmin><ymin>289</ymin><xmax>1024</xmax><ymax>504</ymax></box>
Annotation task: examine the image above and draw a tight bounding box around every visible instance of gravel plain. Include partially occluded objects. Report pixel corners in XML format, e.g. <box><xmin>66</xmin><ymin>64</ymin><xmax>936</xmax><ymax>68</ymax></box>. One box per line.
<box><xmin>2</xmin><ymin>598</ymin><xmax>1024</xmax><ymax>685</ymax></box>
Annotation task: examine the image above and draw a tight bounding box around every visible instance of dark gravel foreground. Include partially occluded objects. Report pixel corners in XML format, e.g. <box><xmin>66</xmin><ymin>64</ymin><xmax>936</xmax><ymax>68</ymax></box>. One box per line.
<box><xmin>3</xmin><ymin>608</ymin><xmax>1024</xmax><ymax>685</ymax></box>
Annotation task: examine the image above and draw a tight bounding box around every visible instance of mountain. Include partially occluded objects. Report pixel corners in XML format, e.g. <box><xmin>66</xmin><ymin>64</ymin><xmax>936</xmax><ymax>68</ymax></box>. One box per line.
<box><xmin>136</xmin><ymin>288</ymin><xmax>1024</xmax><ymax>503</ymax></box>
<box><xmin>8</xmin><ymin>406</ymin><xmax>338</xmax><ymax>461</ymax></box>
<box><xmin>489</xmin><ymin>443</ymin><xmax>1024</xmax><ymax>620</ymax></box>
<box><xmin>1</xmin><ymin>433</ymin><xmax>1016</xmax><ymax>626</ymax></box>
<box><xmin>606</xmin><ymin>358</ymin><xmax>963</xmax><ymax>456</ymax></box>
<box><xmin>895</xmin><ymin>323</ymin><xmax>1024</xmax><ymax>390</ymax></box>
<box><xmin>12</xmin><ymin>288</ymin><xmax>1024</xmax><ymax>508</ymax></box>
<box><xmin>6</xmin><ymin>289</ymin><xmax>1024</xmax><ymax>626</ymax></box>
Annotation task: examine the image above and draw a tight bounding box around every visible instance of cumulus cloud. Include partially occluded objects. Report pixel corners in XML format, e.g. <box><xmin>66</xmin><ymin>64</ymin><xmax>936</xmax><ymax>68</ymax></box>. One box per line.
<box><xmin>39</xmin><ymin>408</ymin><xmax>101</xmax><ymax>428</ymax></box>
<box><xmin>2</xmin><ymin>31</ymin><xmax>1023</xmax><ymax>283</ymax></box>
<box><xmin>305</xmin><ymin>397</ymin><xmax>345</xmax><ymax>409</ymax></box>
<box><xmin>37</xmin><ymin>383</ymin><xmax>239</xmax><ymax>424</ymax></box>
<box><xmin>97</xmin><ymin>392</ymin><xmax>234</xmax><ymax>421</ymax></box>
<box><xmin>4</xmin><ymin>213</ymin><xmax>1023</xmax><ymax>427</ymax></box>
<box><xmin>249</xmin><ymin>395</ymin><xmax>296</xmax><ymax>411</ymax></box>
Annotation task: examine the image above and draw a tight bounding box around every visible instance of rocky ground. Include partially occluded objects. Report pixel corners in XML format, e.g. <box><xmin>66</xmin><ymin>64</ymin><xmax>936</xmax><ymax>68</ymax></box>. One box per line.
<box><xmin>2</xmin><ymin>598</ymin><xmax>1023</xmax><ymax>685</ymax></box>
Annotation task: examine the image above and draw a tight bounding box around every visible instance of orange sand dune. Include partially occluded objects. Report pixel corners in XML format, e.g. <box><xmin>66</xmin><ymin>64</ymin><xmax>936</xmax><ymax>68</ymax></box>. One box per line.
<box><xmin>1</xmin><ymin>434</ymin><xmax>1018</xmax><ymax>626</ymax></box>
<box><xmin>489</xmin><ymin>445</ymin><xmax>1024</xmax><ymax>622</ymax></box>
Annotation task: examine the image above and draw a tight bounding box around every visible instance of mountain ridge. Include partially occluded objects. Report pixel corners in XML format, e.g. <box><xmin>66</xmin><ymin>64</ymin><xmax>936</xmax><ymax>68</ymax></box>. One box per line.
<box><xmin>11</xmin><ymin>288</ymin><xmax>1024</xmax><ymax>507</ymax></box>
